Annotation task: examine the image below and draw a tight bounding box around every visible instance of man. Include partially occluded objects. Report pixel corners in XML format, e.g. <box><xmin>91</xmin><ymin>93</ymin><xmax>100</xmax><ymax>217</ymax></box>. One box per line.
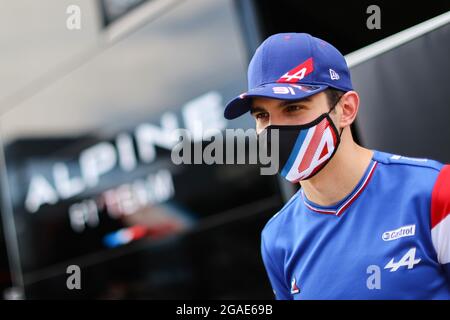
<box><xmin>223</xmin><ymin>33</ymin><xmax>450</xmax><ymax>299</ymax></box>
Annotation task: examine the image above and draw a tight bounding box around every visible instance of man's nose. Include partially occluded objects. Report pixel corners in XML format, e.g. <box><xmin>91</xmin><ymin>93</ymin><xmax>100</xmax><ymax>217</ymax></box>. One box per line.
<box><xmin>267</xmin><ymin>113</ymin><xmax>285</xmax><ymax>126</ymax></box>
<box><xmin>257</xmin><ymin>114</ymin><xmax>282</xmax><ymax>134</ymax></box>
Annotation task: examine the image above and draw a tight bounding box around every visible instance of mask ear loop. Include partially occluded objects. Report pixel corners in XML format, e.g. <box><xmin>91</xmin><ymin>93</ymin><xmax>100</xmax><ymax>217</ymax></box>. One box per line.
<box><xmin>327</xmin><ymin>93</ymin><xmax>345</xmax><ymax>138</ymax></box>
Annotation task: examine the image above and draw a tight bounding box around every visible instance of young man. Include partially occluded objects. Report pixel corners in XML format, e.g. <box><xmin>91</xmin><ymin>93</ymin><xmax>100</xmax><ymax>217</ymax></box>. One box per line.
<box><xmin>223</xmin><ymin>33</ymin><xmax>450</xmax><ymax>299</ymax></box>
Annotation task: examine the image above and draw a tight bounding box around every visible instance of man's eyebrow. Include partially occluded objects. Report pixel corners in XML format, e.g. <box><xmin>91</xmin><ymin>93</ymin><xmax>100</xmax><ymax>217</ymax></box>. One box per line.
<box><xmin>250</xmin><ymin>106</ymin><xmax>266</xmax><ymax>114</ymax></box>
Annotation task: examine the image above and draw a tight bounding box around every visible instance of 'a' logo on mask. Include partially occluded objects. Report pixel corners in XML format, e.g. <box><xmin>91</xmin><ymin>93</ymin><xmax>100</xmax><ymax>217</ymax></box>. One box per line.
<box><xmin>276</xmin><ymin>113</ymin><xmax>340</xmax><ymax>182</ymax></box>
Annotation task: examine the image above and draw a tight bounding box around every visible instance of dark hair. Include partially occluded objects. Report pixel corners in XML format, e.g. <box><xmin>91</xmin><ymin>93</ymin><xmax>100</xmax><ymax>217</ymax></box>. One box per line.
<box><xmin>324</xmin><ymin>88</ymin><xmax>345</xmax><ymax>111</ymax></box>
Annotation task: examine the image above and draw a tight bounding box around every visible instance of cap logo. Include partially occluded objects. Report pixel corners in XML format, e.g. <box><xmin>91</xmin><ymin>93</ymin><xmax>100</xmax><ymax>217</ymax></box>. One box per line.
<box><xmin>329</xmin><ymin>68</ymin><xmax>340</xmax><ymax>80</ymax></box>
<box><xmin>277</xmin><ymin>57</ymin><xmax>314</xmax><ymax>83</ymax></box>
<box><xmin>273</xmin><ymin>86</ymin><xmax>296</xmax><ymax>95</ymax></box>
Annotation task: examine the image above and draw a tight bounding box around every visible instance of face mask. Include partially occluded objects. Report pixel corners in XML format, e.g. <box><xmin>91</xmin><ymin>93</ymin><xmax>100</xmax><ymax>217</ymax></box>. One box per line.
<box><xmin>260</xmin><ymin>104</ymin><xmax>342</xmax><ymax>183</ymax></box>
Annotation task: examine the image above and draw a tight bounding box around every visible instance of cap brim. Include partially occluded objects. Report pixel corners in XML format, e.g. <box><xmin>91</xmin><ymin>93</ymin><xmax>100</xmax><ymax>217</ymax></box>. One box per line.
<box><xmin>223</xmin><ymin>83</ymin><xmax>328</xmax><ymax>120</ymax></box>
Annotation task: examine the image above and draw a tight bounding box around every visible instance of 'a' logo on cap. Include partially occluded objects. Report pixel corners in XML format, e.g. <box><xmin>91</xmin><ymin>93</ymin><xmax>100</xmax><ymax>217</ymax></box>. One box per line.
<box><xmin>277</xmin><ymin>58</ymin><xmax>314</xmax><ymax>83</ymax></box>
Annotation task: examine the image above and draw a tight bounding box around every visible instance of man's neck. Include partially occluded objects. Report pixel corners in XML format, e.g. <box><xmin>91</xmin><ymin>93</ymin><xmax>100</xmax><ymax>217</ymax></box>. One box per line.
<box><xmin>299</xmin><ymin>132</ymin><xmax>374</xmax><ymax>207</ymax></box>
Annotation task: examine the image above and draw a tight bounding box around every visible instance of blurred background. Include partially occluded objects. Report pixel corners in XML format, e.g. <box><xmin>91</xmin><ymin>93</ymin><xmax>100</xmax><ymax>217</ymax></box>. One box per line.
<box><xmin>0</xmin><ymin>0</ymin><xmax>449</xmax><ymax>299</ymax></box>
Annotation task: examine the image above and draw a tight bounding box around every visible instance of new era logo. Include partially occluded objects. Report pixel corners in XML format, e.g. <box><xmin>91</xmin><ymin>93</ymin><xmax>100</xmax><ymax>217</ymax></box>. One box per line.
<box><xmin>329</xmin><ymin>69</ymin><xmax>339</xmax><ymax>80</ymax></box>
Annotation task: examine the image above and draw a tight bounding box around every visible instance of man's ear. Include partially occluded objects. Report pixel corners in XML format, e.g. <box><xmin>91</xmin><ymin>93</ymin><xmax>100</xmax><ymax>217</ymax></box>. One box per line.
<box><xmin>338</xmin><ymin>91</ymin><xmax>359</xmax><ymax>128</ymax></box>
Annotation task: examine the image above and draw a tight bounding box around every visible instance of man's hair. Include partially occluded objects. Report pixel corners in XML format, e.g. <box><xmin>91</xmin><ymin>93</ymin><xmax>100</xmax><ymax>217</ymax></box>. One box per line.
<box><xmin>324</xmin><ymin>88</ymin><xmax>345</xmax><ymax>111</ymax></box>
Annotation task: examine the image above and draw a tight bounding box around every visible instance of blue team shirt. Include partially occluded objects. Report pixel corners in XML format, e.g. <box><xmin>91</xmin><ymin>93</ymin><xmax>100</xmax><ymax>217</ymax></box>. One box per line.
<box><xmin>261</xmin><ymin>149</ymin><xmax>450</xmax><ymax>299</ymax></box>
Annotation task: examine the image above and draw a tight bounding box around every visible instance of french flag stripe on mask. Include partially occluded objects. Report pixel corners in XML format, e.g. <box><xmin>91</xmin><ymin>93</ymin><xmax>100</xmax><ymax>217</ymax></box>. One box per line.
<box><xmin>281</xmin><ymin>128</ymin><xmax>311</xmax><ymax>178</ymax></box>
<box><xmin>298</xmin><ymin>119</ymin><xmax>328</xmax><ymax>173</ymax></box>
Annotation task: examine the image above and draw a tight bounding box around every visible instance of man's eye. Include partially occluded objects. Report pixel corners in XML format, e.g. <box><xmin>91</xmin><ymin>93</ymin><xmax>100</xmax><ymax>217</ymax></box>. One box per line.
<box><xmin>285</xmin><ymin>104</ymin><xmax>304</xmax><ymax>112</ymax></box>
<box><xmin>255</xmin><ymin>112</ymin><xmax>269</xmax><ymax>120</ymax></box>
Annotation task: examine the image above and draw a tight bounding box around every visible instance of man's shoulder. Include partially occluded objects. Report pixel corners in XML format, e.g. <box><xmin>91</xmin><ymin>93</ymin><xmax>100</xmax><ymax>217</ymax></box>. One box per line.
<box><xmin>371</xmin><ymin>150</ymin><xmax>447</xmax><ymax>207</ymax></box>
<box><xmin>373</xmin><ymin>149</ymin><xmax>443</xmax><ymax>173</ymax></box>
<box><xmin>262</xmin><ymin>190</ymin><xmax>302</xmax><ymax>238</ymax></box>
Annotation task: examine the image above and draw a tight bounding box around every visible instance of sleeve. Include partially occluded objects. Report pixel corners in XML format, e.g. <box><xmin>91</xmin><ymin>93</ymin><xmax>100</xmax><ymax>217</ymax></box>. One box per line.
<box><xmin>261</xmin><ymin>234</ymin><xmax>291</xmax><ymax>300</ymax></box>
<box><xmin>431</xmin><ymin>164</ymin><xmax>450</xmax><ymax>280</ymax></box>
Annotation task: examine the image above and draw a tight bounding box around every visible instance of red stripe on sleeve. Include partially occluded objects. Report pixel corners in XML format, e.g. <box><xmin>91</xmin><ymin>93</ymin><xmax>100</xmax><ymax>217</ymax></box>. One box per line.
<box><xmin>431</xmin><ymin>165</ymin><xmax>450</xmax><ymax>229</ymax></box>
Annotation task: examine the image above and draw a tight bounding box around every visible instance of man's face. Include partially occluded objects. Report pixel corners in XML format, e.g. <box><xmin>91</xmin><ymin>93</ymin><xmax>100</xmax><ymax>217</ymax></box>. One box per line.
<box><xmin>250</xmin><ymin>92</ymin><xmax>333</xmax><ymax>134</ymax></box>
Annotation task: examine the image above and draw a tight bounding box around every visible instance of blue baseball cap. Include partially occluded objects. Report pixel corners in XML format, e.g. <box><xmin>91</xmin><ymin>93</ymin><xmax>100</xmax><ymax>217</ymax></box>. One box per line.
<box><xmin>224</xmin><ymin>33</ymin><xmax>353</xmax><ymax>120</ymax></box>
